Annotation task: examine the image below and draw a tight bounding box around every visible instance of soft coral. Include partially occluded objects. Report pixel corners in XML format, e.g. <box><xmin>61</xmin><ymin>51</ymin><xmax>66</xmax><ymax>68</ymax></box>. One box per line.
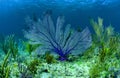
<box><xmin>24</xmin><ymin>13</ymin><xmax>92</xmax><ymax>61</ymax></box>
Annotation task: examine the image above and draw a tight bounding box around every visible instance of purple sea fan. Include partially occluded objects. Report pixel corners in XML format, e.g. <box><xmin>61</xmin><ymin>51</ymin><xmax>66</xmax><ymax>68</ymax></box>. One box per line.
<box><xmin>23</xmin><ymin>13</ymin><xmax>92</xmax><ymax>61</ymax></box>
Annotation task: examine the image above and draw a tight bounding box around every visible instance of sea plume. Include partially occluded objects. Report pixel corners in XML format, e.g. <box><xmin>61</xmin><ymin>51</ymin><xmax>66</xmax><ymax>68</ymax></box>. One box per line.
<box><xmin>24</xmin><ymin>13</ymin><xmax>92</xmax><ymax>61</ymax></box>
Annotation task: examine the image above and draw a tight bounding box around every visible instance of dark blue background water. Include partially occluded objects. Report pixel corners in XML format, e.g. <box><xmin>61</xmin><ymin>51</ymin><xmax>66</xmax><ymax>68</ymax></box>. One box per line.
<box><xmin>0</xmin><ymin>0</ymin><xmax>120</xmax><ymax>38</ymax></box>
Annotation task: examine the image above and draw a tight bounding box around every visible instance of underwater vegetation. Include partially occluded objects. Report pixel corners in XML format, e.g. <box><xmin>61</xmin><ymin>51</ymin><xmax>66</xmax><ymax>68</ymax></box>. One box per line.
<box><xmin>1</xmin><ymin>12</ymin><xmax>120</xmax><ymax>77</ymax></box>
<box><xmin>44</xmin><ymin>51</ymin><xmax>57</xmax><ymax>64</ymax></box>
<box><xmin>27</xmin><ymin>58</ymin><xmax>40</xmax><ymax>74</ymax></box>
<box><xmin>89</xmin><ymin>17</ymin><xmax>120</xmax><ymax>77</ymax></box>
<box><xmin>23</xmin><ymin>41</ymin><xmax>41</xmax><ymax>55</ymax></box>
<box><xmin>18</xmin><ymin>63</ymin><xmax>33</xmax><ymax>78</ymax></box>
<box><xmin>0</xmin><ymin>35</ymin><xmax>18</xmax><ymax>59</ymax></box>
<box><xmin>0</xmin><ymin>50</ymin><xmax>10</xmax><ymax>78</ymax></box>
<box><xmin>24</xmin><ymin>13</ymin><xmax>92</xmax><ymax>61</ymax></box>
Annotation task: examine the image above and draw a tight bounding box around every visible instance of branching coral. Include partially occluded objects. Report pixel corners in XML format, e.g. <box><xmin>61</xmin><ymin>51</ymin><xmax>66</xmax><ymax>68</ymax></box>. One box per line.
<box><xmin>24</xmin><ymin>13</ymin><xmax>92</xmax><ymax>61</ymax></box>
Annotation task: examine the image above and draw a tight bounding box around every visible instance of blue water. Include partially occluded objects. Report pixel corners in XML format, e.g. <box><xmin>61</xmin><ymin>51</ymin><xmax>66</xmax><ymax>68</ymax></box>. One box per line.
<box><xmin>0</xmin><ymin>0</ymin><xmax>120</xmax><ymax>38</ymax></box>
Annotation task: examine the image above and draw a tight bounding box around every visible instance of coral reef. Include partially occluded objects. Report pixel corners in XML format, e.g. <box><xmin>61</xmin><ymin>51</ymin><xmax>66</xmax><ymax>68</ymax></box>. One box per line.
<box><xmin>0</xmin><ymin>14</ymin><xmax>120</xmax><ymax>78</ymax></box>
